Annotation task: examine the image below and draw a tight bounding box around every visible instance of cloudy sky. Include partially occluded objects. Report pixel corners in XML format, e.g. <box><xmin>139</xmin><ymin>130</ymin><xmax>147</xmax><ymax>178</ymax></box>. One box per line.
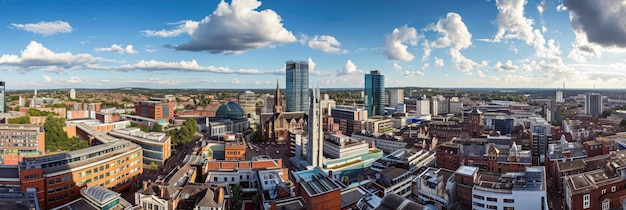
<box><xmin>1</xmin><ymin>0</ymin><xmax>625</xmax><ymax>89</ymax></box>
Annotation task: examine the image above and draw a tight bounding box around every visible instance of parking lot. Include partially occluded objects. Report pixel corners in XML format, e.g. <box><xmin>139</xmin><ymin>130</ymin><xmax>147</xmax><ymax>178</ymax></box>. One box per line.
<box><xmin>246</xmin><ymin>142</ymin><xmax>292</xmax><ymax>167</ymax></box>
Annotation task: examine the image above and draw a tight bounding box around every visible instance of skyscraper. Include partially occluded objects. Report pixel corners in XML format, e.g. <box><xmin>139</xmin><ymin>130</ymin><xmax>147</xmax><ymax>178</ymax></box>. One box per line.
<box><xmin>365</xmin><ymin>70</ymin><xmax>385</xmax><ymax>116</ymax></box>
<box><xmin>285</xmin><ymin>60</ymin><xmax>309</xmax><ymax>112</ymax></box>
<box><xmin>555</xmin><ymin>90</ymin><xmax>564</xmax><ymax>103</ymax></box>
<box><xmin>585</xmin><ymin>93</ymin><xmax>603</xmax><ymax>117</ymax></box>
<box><xmin>70</xmin><ymin>88</ymin><xmax>76</xmax><ymax>99</ymax></box>
<box><xmin>307</xmin><ymin>88</ymin><xmax>323</xmax><ymax>167</ymax></box>
<box><xmin>0</xmin><ymin>81</ymin><xmax>5</xmax><ymax>113</ymax></box>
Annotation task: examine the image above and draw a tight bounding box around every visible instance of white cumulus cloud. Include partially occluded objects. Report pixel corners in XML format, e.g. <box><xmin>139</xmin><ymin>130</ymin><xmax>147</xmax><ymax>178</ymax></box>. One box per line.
<box><xmin>384</xmin><ymin>25</ymin><xmax>420</xmax><ymax>61</ymax></box>
<box><xmin>434</xmin><ymin>58</ymin><xmax>444</xmax><ymax>67</ymax></box>
<box><xmin>140</xmin><ymin>20</ymin><xmax>198</xmax><ymax>37</ymax></box>
<box><xmin>66</xmin><ymin>76</ymin><xmax>82</xmax><ymax>84</ymax></box>
<box><xmin>392</xmin><ymin>63</ymin><xmax>402</xmax><ymax>70</ymax></box>
<box><xmin>10</xmin><ymin>20</ymin><xmax>72</xmax><ymax>36</ymax></box>
<box><xmin>95</xmin><ymin>44</ymin><xmax>138</xmax><ymax>54</ymax></box>
<box><xmin>43</xmin><ymin>75</ymin><xmax>52</xmax><ymax>83</ymax></box>
<box><xmin>424</xmin><ymin>13</ymin><xmax>478</xmax><ymax>73</ymax></box>
<box><xmin>404</xmin><ymin>70</ymin><xmax>424</xmax><ymax>76</ymax></box>
<box><xmin>337</xmin><ymin>60</ymin><xmax>363</xmax><ymax>76</ymax></box>
<box><xmin>493</xmin><ymin>60</ymin><xmax>520</xmax><ymax>71</ymax></box>
<box><xmin>155</xmin><ymin>0</ymin><xmax>296</xmax><ymax>54</ymax></box>
<box><xmin>300</xmin><ymin>35</ymin><xmax>347</xmax><ymax>54</ymax></box>
<box><xmin>0</xmin><ymin>41</ymin><xmax>101</xmax><ymax>73</ymax></box>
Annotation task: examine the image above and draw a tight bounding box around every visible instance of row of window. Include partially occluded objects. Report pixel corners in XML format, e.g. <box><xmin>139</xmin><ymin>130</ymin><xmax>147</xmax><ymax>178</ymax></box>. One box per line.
<box><xmin>24</xmin><ymin>174</ymin><xmax>39</xmax><ymax>180</ymax></box>
<box><xmin>47</xmin><ymin>191</ymin><xmax>75</xmax><ymax>202</ymax></box>
<box><xmin>472</xmin><ymin>194</ymin><xmax>514</xmax><ymax>203</ymax></box>
<box><xmin>48</xmin><ymin>175</ymin><xmax>72</xmax><ymax>185</ymax></box>
<box><xmin>472</xmin><ymin>202</ymin><xmax>501</xmax><ymax>209</ymax></box>
<box><xmin>47</xmin><ymin>183</ymin><xmax>75</xmax><ymax>194</ymax></box>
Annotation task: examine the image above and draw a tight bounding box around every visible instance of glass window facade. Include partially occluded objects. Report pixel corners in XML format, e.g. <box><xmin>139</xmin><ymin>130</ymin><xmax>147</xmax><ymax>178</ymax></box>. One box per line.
<box><xmin>365</xmin><ymin>71</ymin><xmax>384</xmax><ymax>116</ymax></box>
<box><xmin>286</xmin><ymin>61</ymin><xmax>309</xmax><ymax>112</ymax></box>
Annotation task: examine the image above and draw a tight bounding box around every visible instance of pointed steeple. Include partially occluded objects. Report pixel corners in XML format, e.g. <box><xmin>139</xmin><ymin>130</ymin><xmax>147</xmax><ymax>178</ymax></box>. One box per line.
<box><xmin>273</xmin><ymin>80</ymin><xmax>283</xmax><ymax>113</ymax></box>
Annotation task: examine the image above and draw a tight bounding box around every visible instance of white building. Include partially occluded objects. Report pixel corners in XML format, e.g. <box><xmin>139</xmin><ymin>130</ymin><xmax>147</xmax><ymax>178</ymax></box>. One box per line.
<box><xmin>373</xmin><ymin>168</ymin><xmax>413</xmax><ymax>198</ymax></box>
<box><xmin>471</xmin><ymin>166</ymin><xmax>547</xmax><ymax>210</ymax></box>
<box><xmin>584</xmin><ymin>93</ymin><xmax>603</xmax><ymax>117</ymax></box>
<box><xmin>449</xmin><ymin>97</ymin><xmax>463</xmax><ymax>114</ymax></box>
<box><xmin>556</xmin><ymin>90</ymin><xmax>564</xmax><ymax>103</ymax></box>
<box><xmin>371</xmin><ymin>149</ymin><xmax>436</xmax><ymax>172</ymax></box>
<box><xmin>364</xmin><ymin>118</ymin><xmax>393</xmax><ymax>134</ymax></box>
<box><xmin>415</xmin><ymin>99</ymin><xmax>430</xmax><ymax>115</ymax></box>
<box><xmin>413</xmin><ymin>167</ymin><xmax>456</xmax><ymax>209</ymax></box>
<box><xmin>351</xmin><ymin>134</ymin><xmax>407</xmax><ymax>154</ymax></box>
<box><xmin>387</xmin><ymin>88</ymin><xmax>404</xmax><ymax>106</ymax></box>
<box><xmin>289</xmin><ymin>128</ymin><xmax>307</xmax><ymax>158</ymax></box>
<box><xmin>323</xmin><ymin>134</ymin><xmax>369</xmax><ymax>159</ymax></box>
<box><xmin>307</xmin><ymin>88</ymin><xmax>324</xmax><ymax>167</ymax></box>
<box><xmin>70</xmin><ymin>88</ymin><xmax>76</xmax><ymax>99</ymax></box>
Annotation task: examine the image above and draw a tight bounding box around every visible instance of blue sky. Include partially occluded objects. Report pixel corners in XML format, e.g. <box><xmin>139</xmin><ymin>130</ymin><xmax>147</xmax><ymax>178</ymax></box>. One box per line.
<box><xmin>1</xmin><ymin>0</ymin><xmax>625</xmax><ymax>89</ymax></box>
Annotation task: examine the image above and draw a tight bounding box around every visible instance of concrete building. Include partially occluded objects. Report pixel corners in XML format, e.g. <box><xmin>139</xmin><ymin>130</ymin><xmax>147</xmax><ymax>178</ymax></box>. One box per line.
<box><xmin>470</xmin><ymin>166</ymin><xmax>547</xmax><ymax>210</ymax></box>
<box><xmin>308</xmin><ymin>88</ymin><xmax>324</xmax><ymax>167</ymax></box>
<box><xmin>285</xmin><ymin>60</ymin><xmax>309</xmax><ymax>112</ymax></box>
<box><xmin>0</xmin><ymin>81</ymin><xmax>4</xmax><ymax>113</ymax></box>
<box><xmin>69</xmin><ymin>89</ymin><xmax>76</xmax><ymax>100</ymax></box>
<box><xmin>371</xmin><ymin>148</ymin><xmax>436</xmax><ymax>172</ymax></box>
<box><xmin>363</xmin><ymin>118</ymin><xmax>393</xmax><ymax>135</ymax></box>
<box><xmin>51</xmin><ymin>186</ymin><xmax>133</xmax><ymax>210</ymax></box>
<box><xmin>413</xmin><ymin>167</ymin><xmax>456</xmax><ymax>209</ymax></box>
<box><xmin>531</xmin><ymin>117</ymin><xmax>552</xmax><ymax>165</ymax></box>
<box><xmin>584</xmin><ymin>93</ymin><xmax>603</xmax><ymax>117</ymax></box>
<box><xmin>134</xmin><ymin>95</ymin><xmax>175</xmax><ymax>121</ymax></box>
<box><xmin>556</xmin><ymin>90</ymin><xmax>564</xmax><ymax>103</ymax></box>
<box><xmin>323</xmin><ymin>134</ymin><xmax>369</xmax><ymax>159</ymax></box>
<box><xmin>15</xmin><ymin>140</ymin><xmax>143</xmax><ymax>209</ymax></box>
<box><xmin>108</xmin><ymin>127</ymin><xmax>172</xmax><ymax>165</ymax></box>
<box><xmin>289</xmin><ymin>129</ymin><xmax>306</xmax><ymax>158</ymax></box>
<box><xmin>0</xmin><ymin>124</ymin><xmax>45</xmax><ymax>156</ymax></box>
<box><xmin>0</xmin><ymin>187</ymin><xmax>40</xmax><ymax>210</ymax></box>
<box><xmin>351</xmin><ymin>134</ymin><xmax>407</xmax><ymax>154</ymax></box>
<box><xmin>387</xmin><ymin>88</ymin><xmax>404</xmax><ymax>106</ymax></box>
<box><xmin>238</xmin><ymin>91</ymin><xmax>257</xmax><ymax>116</ymax></box>
<box><xmin>371</xmin><ymin>168</ymin><xmax>413</xmax><ymax>198</ymax></box>
<box><xmin>449</xmin><ymin>97</ymin><xmax>464</xmax><ymax>114</ymax></box>
<box><xmin>292</xmin><ymin>167</ymin><xmax>342</xmax><ymax>210</ymax></box>
<box><xmin>330</xmin><ymin>105</ymin><xmax>367</xmax><ymax>135</ymax></box>
<box><xmin>365</xmin><ymin>70</ymin><xmax>385</xmax><ymax>116</ymax></box>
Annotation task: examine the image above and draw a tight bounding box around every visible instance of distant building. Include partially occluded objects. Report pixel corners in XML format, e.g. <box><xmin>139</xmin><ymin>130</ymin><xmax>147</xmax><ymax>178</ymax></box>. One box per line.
<box><xmin>69</xmin><ymin>88</ymin><xmax>76</xmax><ymax>99</ymax></box>
<box><xmin>285</xmin><ymin>60</ymin><xmax>309</xmax><ymax>112</ymax></box>
<box><xmin>0</xmin><ymin>81</ymin><xmax>5</xmax><ymax>113</ymax></box>
<box><xmin>134</xmin><ymin>95</ymin><xmax>175</xmax><ymax>121</ymax></box>
<box><xmin>331</xmin><ymin>105</ymin><xmax>368</xmax><ymax>135</ymax></box>
<box><xmin>365</xmin><ymin>70</ymin><xmax>385</xmax><ymax>116</ymax></box>
<box><xmin>584</xmin><ymin>93</ymin><xmax>603</xmax><ymax>117</ymax></box>
<box><xmin>556</xmin><ymin>90</ymin><xmax>564</xmax><ymax>103</ymax></box>
<box><xmin>363</xmin><ymin>118</ymin><xmax>393</xmax><ymax>134</ymax></box>
<box><xmin>387</xmin><ymin>88</ymin><xmax>404</xmax><ymax>106</ymax></box>
<box><xmin>0</xmin><ymin>124</ymin><xmax>45</xmax><ymax>164</ymax></box>
<box><xmin>371</xmin><ymin>148</ymin><xmax>436</xmax><ymax>172</ymax></box>
<box><xmin>238</xmin><ymin>91</ymin><xmax>256</xmax><ymax>116</ymax></box>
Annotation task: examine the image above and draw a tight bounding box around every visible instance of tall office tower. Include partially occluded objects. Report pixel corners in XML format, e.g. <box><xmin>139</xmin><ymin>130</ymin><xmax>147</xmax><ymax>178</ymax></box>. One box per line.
<box><xmin>274</xmin><ymin>81</ymin><xmax>283</xmax><ymax>113</ymax></box>
<box><xmin>238</xmin><ymin>91</ymin><xmax>256</xmax><ymax>116</ymax></box>
<box><xmin>286</xmin><ymin>60</ymin><xmax>309</xmax><ymax>112</ymax></box>
<box><xmin>69</xmin><ymin>88</ymin><xmax>76</xmax><ymax>99</ymax></box>
<box><xmin>365</xmin><ymin>70</ymin><xmax>385</xmax><ymax>116</ymax></box>
<box><xmin>0</xmin><ymin>81</ymin><xmax>5</xmax><ymax>113</ymax></box>
<box><xmin>556</xmin><ymin>90</ymin><xmax>564</xmax><ymax>103</ymax></box>
<box><xmin>34</xmin><ymin>89</ymin><xmax>37</xmax><ymax>96</ymax></box>
<box><xmin>387</xmin><ymin>88</ymin><xmax>404</xmax><ymax>106</ymax></box>
<box><xmin>307</xmin><ymin>88</ymin><xmax>324</xmax><ymax>167</ymax></box>
<box><xmin>584</xmin><ymin>93</ymin><xmax>603</xmax><ymax>117</ymax></box>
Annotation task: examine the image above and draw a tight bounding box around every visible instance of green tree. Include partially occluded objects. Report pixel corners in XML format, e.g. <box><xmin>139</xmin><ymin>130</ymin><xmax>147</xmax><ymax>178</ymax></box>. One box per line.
<box><xmin>602</xmin><ymin>110</ymin><xmax>613</xmax><ymax>118</ymax></box>
<box><xmin>44</xmin><ymin>115</ymin><xmax>88</xmax><ymax>152</ymax></box>
<box><xmin>8</xmin><ymin>116</ymin><xmax>30</xmax><ymax>124</ymax></box>
<box><xmin>152</xmin><ymin>123</ymin><xmax>163</xmax><ymax>132</ymax></box>
<box><xmin>149</xmin><ymin>162</ymin><xmax>159</xmax><ymax>171</ymax></box>
<box><xmin>251</xmin><ymin>127</ymin><xmax>263</xmax><ymax>143</ymax></box>
<box><xmin>230</xmin><ymin>185</ymin><xmax>242</xmax><ymax>210</ymax></box>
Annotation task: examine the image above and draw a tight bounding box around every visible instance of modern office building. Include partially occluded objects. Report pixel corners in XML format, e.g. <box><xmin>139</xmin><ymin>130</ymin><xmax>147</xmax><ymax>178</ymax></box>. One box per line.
<box><xmin>238</xmin><ymin>91</ymin><xmax>256</xmax><ymax>116</ymax></box>
<box><xmin>285</xmin><ymin>60</ymin><xmax>309</xmax><ymax>112</ymax></box>
<box><xmin>69</xmin><ymin>89</ymin><xmax>76</xmax><ymax>99</ymax></box>
<box><xmin>0</xmin><ymin>81</ymin><xmax>5</xmax><ymax>113</ymax></box>
<box><xmin>108</xmin><ymin>127</ymin><xmax>172</xmax><ymax>166</ymax></box>
<box><xmin>134</xmin><ymin>95</ymin><xmax>175</xmax><ymax>121</ymax></box>
<box><xmin>330</xmin><ymin>105</ymin><xmax>368</xmax><ymax>135</ymax></box>
<box><xmin>584</xmin><ymin>93</ymin><xmax>603</xmax><ymax>117</ymax></box>
<box><xmin>308</xmin><ymin>88</ymin><xmax>324</xmax><ymax>167</ymax></box>
<box><xmin>556</xmin><ymin>90</ymin><xmax>564</xmax><ymax>103</ymax></box>
<box><xmin>469</xmin><ymin>166</ymin><xmax>547</xmax><ymax>210</ymax></box>
<box><xmin>365</xmin><ymin>70</ymin><xmax>385</xmax><ymax>116</ymax></box>
<box><xmin>387</xmin><ymin>88</ymin><xmax>404</xmax><ymax>106</ymax></box>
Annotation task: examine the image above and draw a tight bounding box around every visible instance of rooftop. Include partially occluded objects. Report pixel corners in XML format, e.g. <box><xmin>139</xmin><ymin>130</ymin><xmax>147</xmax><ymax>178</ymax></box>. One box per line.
<box><xmin>456</xmin><ymin>166</ymin><xmax>478</xmax><ymax>177</ymax></box>
<box><xmin>292</xmin><ymin>167</ymin><xmax>341</xmax><ymax>196</ymax></box>
<box><xmin>380</xmin><ymin>168</ymin><xmax>409</xmax><ymax>180</ymax></box>
<box><xmin>474</xmin><ymin>166</ymin><xmax>545</xmax><ymax>192</ymax></box>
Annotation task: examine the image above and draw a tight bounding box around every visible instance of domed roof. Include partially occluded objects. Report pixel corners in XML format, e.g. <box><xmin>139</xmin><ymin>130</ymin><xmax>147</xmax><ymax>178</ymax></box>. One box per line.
<box><xmin>82</xmin><ymin>186</ymin><xmax>119</xmax><ymax>204</ymax></box>
<box><xmin>216</xmin><ymin>102</ymin><xmax>245</xmax><ymax>118</ymax></box>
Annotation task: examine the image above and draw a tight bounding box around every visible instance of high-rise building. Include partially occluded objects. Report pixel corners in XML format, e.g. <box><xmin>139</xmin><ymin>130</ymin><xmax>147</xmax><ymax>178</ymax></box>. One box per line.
<box><xmin>69</xmin><ymin>88</ymin><xmax>76</xmax><ymax>99</ymax></box>
<box><xmin>387</xmin><ymin>88</ymin><xmax>404</xmax><ymax>106</ymax></box>
<box><xmin>0</xmin><ymin>81</ymin><xmax>5</xmax><ymax>113</ymax></box>
<box><xmin>365</xmin><ymin>70</ymin><xmax>385</xmax><ymax>116</ymax></box>
<box><xmin>237</xmin><ymin>91</ymin><xmax>256</xmax><ymax>116</ymax></box>
<box><xmin>584</xmin><ymin>93</ymin><xmax>603</xmax><ymax>117</ymax></box>
<box><xmin>285</xmin><ymin>60</ymin><xmax>309</xmax><ymax>112</ymax></box>
<box><xmin>307</xmin><ymin>88</ymin><xmax>323</xmax><ymax>167</ymax></box>
<box><xmin>556</xmin><ymin>90</ymin><xmax>564</xmax><ymax>103</ymax></box>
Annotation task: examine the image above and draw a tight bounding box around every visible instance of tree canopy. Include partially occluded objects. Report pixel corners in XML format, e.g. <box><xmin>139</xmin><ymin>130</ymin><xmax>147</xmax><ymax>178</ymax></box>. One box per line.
<box><xmin>166</xmin><ymin>118</ymin><xmax>198</xmax><ymax>145</ymax></box>
<box><xmin>44</xmin><ymin>115</ymin><xmax>89</xmax><ymax>152</ymax></box>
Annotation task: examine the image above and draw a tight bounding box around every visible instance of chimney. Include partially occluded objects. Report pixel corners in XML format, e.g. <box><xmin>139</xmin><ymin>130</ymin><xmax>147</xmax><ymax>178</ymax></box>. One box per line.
<box><xmin>370</xmin><ymin>141</ymin><xmax>375</xmax><ymax>148</ymax></box>
<box><xmin>159</xmin><ymin>186</ymin><xmax>165</xmax><ymax>198</ymax></box>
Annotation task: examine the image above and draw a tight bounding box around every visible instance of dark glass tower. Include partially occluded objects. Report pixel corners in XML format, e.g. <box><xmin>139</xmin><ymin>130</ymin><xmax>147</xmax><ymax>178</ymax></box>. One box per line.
<box><xmin>365</xmin><ymin>70</ymin><xmax>384</xmax><ymax>116</ymax></box>
<box><xmin>285</xmin><ymin>60</ymin><xmax>309</xmax><ymax>112</ymax></box>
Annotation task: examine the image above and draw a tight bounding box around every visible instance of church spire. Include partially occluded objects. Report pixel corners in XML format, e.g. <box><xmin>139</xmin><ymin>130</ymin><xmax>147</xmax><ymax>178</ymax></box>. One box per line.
<box><xmin>274</xmin><ymin>80</ymin><xmax>283</xmax><ymax>113</ymax></box>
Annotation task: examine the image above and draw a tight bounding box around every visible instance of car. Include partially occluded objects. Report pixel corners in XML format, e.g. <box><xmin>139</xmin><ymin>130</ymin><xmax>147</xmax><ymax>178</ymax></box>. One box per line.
<box><xmin>276</xmin><ymin>151</ymin><xmax>280</xmax><ymax>154</ymax></box>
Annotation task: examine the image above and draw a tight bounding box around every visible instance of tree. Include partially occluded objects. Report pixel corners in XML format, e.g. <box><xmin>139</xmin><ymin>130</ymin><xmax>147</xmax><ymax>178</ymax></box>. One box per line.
<box><xmin>8</xmin><ymin>116</ymin><xmax>30</xmax><ymax>124</ymax></box>
<box><xmin>152</xmin><ymin>123</ymin><xmax>163</xmax><ymax>132</ymax></box>
<box><xmin>44</xmin><ymin>115</ymin><xmax>88</xmax><ymax>152</ymax></box>
<box><xmin>230</xmin><ymin>185</ymin><xmax>242</xmax><ymax>210</ymax></box>
<box><xmin>251</xmin><ymin>128</ymin><xmax>263</xmax><ymax>143</ymax></box>
<box><xmin>149</xmin><ymin>162</ymin><xmax>159</xmax><ymax>171</ymax></box>
<box><xmin>602</xmin><ymin>110</ymin><xmax>613</xmax><ymax>118</ymax></box>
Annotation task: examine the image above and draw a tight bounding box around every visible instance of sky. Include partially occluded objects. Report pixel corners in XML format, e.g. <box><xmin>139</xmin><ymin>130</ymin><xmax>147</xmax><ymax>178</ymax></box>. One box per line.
<box><xmin>1</xmin><ymin>0</ymin><xmax>625</xmax><ymax>90</ymax></box>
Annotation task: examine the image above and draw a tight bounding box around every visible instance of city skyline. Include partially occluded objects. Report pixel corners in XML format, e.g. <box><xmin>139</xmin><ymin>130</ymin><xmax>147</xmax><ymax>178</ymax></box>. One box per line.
<box><xmin>1</xmin><ymin>0</ymin><xmax>625</xmax><ymax>89</ymax></box>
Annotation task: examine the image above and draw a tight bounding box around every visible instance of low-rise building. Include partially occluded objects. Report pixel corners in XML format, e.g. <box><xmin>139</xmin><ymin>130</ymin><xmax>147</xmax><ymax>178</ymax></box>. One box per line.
<box><xmin>0</xmin><ymin>124</ymin><xmax>45</xmax><ymax>164</ymax></box>
<box><xmin>413</xmin><ymin>167</ymin><xmax>456</xmax><ymax>209</ymax></box>
<box><xmin>371</xmin><ymin>148</ymin><xmax>435</xmax><ymax>172</ymax></box>
<box><xmin>364</xmin><ymin>118</ymin><xmax>393</xmax><ymax>134</ymax></box>
<box><xmin>352</xmin><ymin>134</ymin><xmax>407</xmax><ymax>154</ymax></box>
<box><xmin>109</xmin><ymin>127</ymin><xmax>172</xmax><ymax>165</ymax></box>
<box><xmin>471</xmin><ymin>166</ymin><xmax>547</xmax><ymax>210</ymax></box>
<box><xmin>371</xmin><ymin>168</ymin><xmax>413</xmax><ymax>198</ymax></box>
<box><xmin>292</xmin><ymin>167</ymin><xmax>342</xmax><ymax>210</ymax></box>
<box><xmin>51</xmin><ymin>186</ymin><xmax>133</xmax><ymax>210</ymax></box>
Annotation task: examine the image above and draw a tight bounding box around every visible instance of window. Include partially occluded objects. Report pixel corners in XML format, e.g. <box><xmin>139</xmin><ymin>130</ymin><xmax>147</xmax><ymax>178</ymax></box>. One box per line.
<box><xmin>504</xmin><ymin>207</ymin><xmax>515</xmax><ymax>210</ymax></box>
<box><xmin>224</xmin><ymin>177</ymin><xmax>227</xmax><ymax>182</ymax></box>
<box><xmin>583</xmin><ymin>194</ymin><xmax>590</xmax><ymax>209</ymax></box>
<box><xmin>473</xmin><ymin>202</ymin><xmax>485</xmax><ymax>207</ymax></box>
<box><xmin>473</xmin><ymin>194</ymin><xmax>484</xmax><ymax>200</ymax></box>
<box><xmin>504</xmin><ymin>199</ymin><xmax>514</xmax><ymax>203</ymax></box>
<box><xmin>63</xmin><ymin>176</ymin><xmax>68</xmax><ymax>182</ymax></box>
<box><xmin>487</xmin><ymin>197</ymin><xmax>497</xmax><ymax>202</ymax></box>
<box><xmin>612</xmin><ymin>186</ymin><xmax>616</xmax><ymax>192</ymax></box>
<box><xmin>487</xmin><ymin>205</ymin><xmax>497</xmax><ymax>209</ymax></box>
<box><xmin>602</xmin><ymin>189</ymin><xmax>607</xmax><ymax>194</ymax></box>
<box><xmin>214</xmin><ymin>177</ymin><xmax>217</xmax><ymax>182</ymax></box>
<box><xmin>232</xmin><ymin>177</ymin><xmax>235</xmax><ymax>182</ymax></box>
<box><xmin>48</xmin><ymin>180</ymin><xmax>54</xmax><ymax>185</ymax></box>
<box><xmin>603</xmin><ymin>199</ymin><xmax>610</xmax><ymax>210</ymax></box>
<box><xmin>56</xmin><ymin>178</ymin><xmax>61</xmax><ymax>183</ymax></box>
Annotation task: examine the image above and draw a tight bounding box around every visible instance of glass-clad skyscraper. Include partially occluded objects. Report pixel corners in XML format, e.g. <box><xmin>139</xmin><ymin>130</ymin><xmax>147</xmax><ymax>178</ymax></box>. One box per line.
<box><xmin>365</xmin><ymin>70</ymin><xmax>384</xmax><ymax>116</ymax></box>
<box><xmin>286</xmin><ymin>60</ymin><xmax>309</xmax><ymax>112</ymax></box>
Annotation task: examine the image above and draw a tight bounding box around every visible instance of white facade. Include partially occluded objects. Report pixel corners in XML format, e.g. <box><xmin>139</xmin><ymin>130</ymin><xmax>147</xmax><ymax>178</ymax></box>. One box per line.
<box><xmin>289</xmin><ymin>129</ymin><xmax>306</xmax><ymax>158</ymax></box>
<box><xmin>323</xmin><ymin>134</ymin><xmax>369</xmax><ymax>159</ymax></box>
<box><xmin>70</xmin><ymin>88</ymin><xmax>76</xmax><ymax>99</ymax></box>
<box><xmin>449</xmin><ymin>98</ymin><xmax>463</xmax><ymax>114</ymax></box>
<box><xmin>388</xmin><ymin>88</ymin><xmax>404</xmax><ymax>106</ymax></box>
<box><xmin>556</xmin><ymin>90</ymin><xmax>564</xmax><ymax>103</ymax></box>
<box><xmin>472</xmin><ymin>187</ymin><xmax>547</xmax><ymax>210</ymax></box>
<box><xmin>415</xmin><ymin>100</ymin><xmax>430</xmax><ymax>115</ymax></box>
<box><xmin>584</xmin><ymin>93</ymin><xmax>603</xmax><ymax>116</ymax></box>
<box><xmin>307</xmin><ymin>88</ymin><xmax>324</xmax><ymax>167</ymax></box>
<box><xmin>364</xmin><ymin>118</ymin><xmax>393</xmax><ymax>134</ymax></box>
<box><xmin>351</xmin><ymin>134</ymin><xmax>407</xmax><ymax>154</ymax></box>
